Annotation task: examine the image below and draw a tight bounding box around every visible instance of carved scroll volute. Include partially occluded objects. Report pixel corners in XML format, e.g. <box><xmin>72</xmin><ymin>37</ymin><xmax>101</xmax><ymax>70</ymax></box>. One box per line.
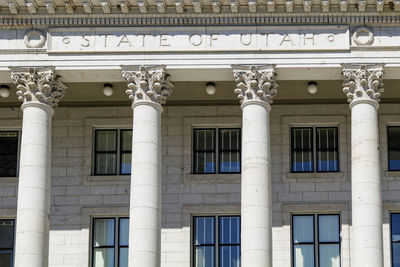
<box><xmin>342</xmin><ymin>64</ymin><xmax>384</xmax><ymax>107</ymax></box>
<box><xmin>232</xmin><ymin>65</ymin><xmax>279</xmax><ymax>106</ymax></box>
<box><xmin>121</xmin><ymin>65</ymin><xmax>173</xmax><ymax>106</ymax></box>
<box><xmin>10</xmin><ymin>67</ymin><xmax>67</xmax><ymax>107</ymax></box>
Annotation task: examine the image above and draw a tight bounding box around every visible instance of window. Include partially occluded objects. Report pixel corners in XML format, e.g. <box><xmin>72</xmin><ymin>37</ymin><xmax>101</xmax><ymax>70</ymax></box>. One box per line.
<box><xmin>92</xmin><ymin>217</ymin><xmax>129</xmax><ymax>267</ymax></box>
<box><xmin>388</xmin><ymin>126</ymin><xmax>400</xmax><ymax>171</ymax></box>
<box><xmin>193</xmin><ymin>216</ymin><xmax>240</xmax><ymax>267</ymax></box>
<box><xmin>292</xmin><ymin>214</ymin><xmax>340</xmax><ymax>267</ymax></box>
<box><xmin>291</xmin><ymin>127</ymin><xmax>339</xmax><ymax>173</ymax></box>
<box><xmin>193</xmin><ymin>128</ymin><xmax>241</xmax><ymax>174</ymax></box>
<box><xmin>0</xmin><ymin>131</ymin><xmax>19</xmax><ymax>177</ymax></box>
<box><xmin>94</xmin><ymin>129</ymin><xmax>132</xmax><ymax>175</ymax></box>
<box><xmin>0</xmin><ymin>219</ymin><xmax>15</xmax><ymax>267</ymax></box>
<box><xmin>391</xmin><ymin>214</ymin><xmax>400</xmax><ymax>267</ymax></box>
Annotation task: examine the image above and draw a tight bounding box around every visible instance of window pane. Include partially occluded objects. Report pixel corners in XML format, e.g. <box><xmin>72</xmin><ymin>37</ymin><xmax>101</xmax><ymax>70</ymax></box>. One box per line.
<box><xmin>195</xmin><ymin>217</ymin><xmax>215</xmax><ymax>245</ymax></box>
<box><xmin>96</xmin><ymin>131</ymin><xmax>117</xmax><ymax>152</ymax></box>
<box><xmin>93</xmin><ymin>248</ymin><xmax>114</xmax><ymax>267</ymax></box>
<box><xmin>317</xmin><ymin>128</ymin><xmax>337</xmax><ymax>150</ymax></box>
<box><xmin>318</xmin><ymin>215</ymin><xmax>340</xmax><ymax>242</ymax></box>
<box><xmin>220</xmin><ymin>245</ymin><xmax>240</xmax><ymax>267</ymax></box>
<box><xmin>219</xmin><ymin>217</ymin><xmax>240</xmax><ymax>244</ymax></box>
<box><xmin>220</xmin><ymin>152</ymin><xmax>240</xmax><ymax>173</ymax></box>
<box><xmin>389</xmin><ymin>150</ymin><xmax>400</xmax><ymax>171</ymax></box>
<box><xmin>0</xmin><ymin>131</ymin><xmax>18</xmax><ymax>177</ymax></box>
<box><xmin>392</xmin><ymin>214</ymin><xmax>400</xmax><ymax>242</ymax></box>
<box><xmin>292</xmin><ymin>128</ymin><xmax>313</xmax><ymax>150</ymax></box>
<box><xmin>317</xmin><ymin>151</ymin><xmax>338</xmax><ymax>172</ymax></box>
<box><xmin>292</xmin><ymin>151</ymin><xmax>313</xmax><ymax>172</ymax></box>
<box><xmin>119</xmin><ymin>218</ymin><xmax>129</xmax><ymax>246</ymax></box>
<box><xmin>0</xmin><ymin>220</ymin><xmax>14</xmax><ymax>249</ymax></box>
<box><xmin>194</xmin><ymin>130</ymin><xmax>215</xmax><ymax>151</ymax></box>
<box><xmin>121</xmin><ymin>130</ymin><xmax>132</xmax><ymax>151</ymax></box>
<box><xmin>194</xmin><ymin>152</ymin><xmax>215</xmax><ymax>174</ymax></box>
<box><xmin>294</xmin><ymin>244</ymin><xmax>314</xmax><ymax>267</ymax></box>
<box><xmin>293</xmin><ymin>215</ymin><xmax>314</xmax><ymax>243</ymax></box>
<box><xmin>220</xmin><ymin>129</ymin><xmax>240</xmax><ymax>151</ymax></box>
<box><xmin>0</xmin><ymin>251</ymin><xmax>12</xmax><ymax>267</ymax></box>
<box><xmin>119</xmin><ymin>247</ymin><xmax>128</xmax><ymax>267</ymax></box>
<box><xmin>319</xmin><ymin>244</ymin><xmax>340</xmax><ymax>267</ymax></box>
<box><xmin>120</xmin><ymin>153</ymin><xmax>131</xmax><ymax>175</ymax></box>
<box><xmin>96</xmin><ymin>154</ymin><xmax>117</xmax><ymax>175</ymax></box>
<box><xmin>195</xmin><ymin>246</ymin><xmax>215</xmax><ymax>267</ymax></box>
<box><xmin>388</xmin><ymin>127</ymin><xmax>400</xmax><ymax>149</ymax></box>
<box><xmin>393</xmin><ymin>243</ymin><xmax>400</xmax><ymax>267</ymax></box>
<box><xmin>93</xmin><ymin>219</ymin><xmax>115</xmax><ymax>247</ymax></box>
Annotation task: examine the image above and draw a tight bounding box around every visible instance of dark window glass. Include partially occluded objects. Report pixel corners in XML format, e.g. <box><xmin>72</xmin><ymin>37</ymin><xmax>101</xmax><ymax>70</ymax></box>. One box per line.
<box><xmin>193</xmin><ymin>129</ymin><xmax>216</xmax><ymax>174</ymax></box>
<box><xmin>292</xmin><ymin>214</ymin><xmax>340</xmax><ymax>267</ymax></box>
<box><xmin>92</xmin><ymin>218</ymin><xmax>129</xmax><ymax>267</ymax></box>
<box><xmin>0</xmin><ymin>132</ymin><xmax>18</xmax><ymax>177</ymax></box>
<box><xmin>95</xmin><ymin>130</ymin><xmax>117</xmax><ymax>175</ymax></box>
<box><xmin>316</xmin><ymin>128</ymin><xmax>339</xmax><ymax>172</ymax></box>
<box><xmin>120</xmin><ymin>130</ymin><xmax>132</xmax><ymax>175</ymax></box>
<box><xmin>291</xmin><ymin>128</ymin><xmax>313</xmax><ymax>172</ymax></box>
<box><xmin>219</xmin><ymin>216</ymin><xmax>240</xmax><ymax>267</ymax></box>
<box><xmin>0</xmin><ymin>219</ymin><xmax>14</xmax><ymax>267</ymax></box>
<box><xmin>388</xmin><ymin>127</ymin><xmax>400</xmax><ymax>171</ymax></box>
<box><xmin>219</xmin><ymin>129</ymin><xmax>241</xmax><ymax>173</ymax></box>
<box><xmin>392</xmin><ymin>214</ymin><xmax>400</xmax><ymax>267</ymax></box>
<box><xmin>194</xmin><ymin>217</ymin><xmax>215</xmax><ymax>267</ymax></box>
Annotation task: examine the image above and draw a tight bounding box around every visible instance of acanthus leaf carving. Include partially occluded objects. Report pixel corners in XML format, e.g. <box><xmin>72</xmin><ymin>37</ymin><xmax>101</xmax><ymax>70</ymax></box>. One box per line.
<box><xmin>10</xmin><ymin>66</ymin><xmax>67</xmax><ymax>107</ymax></box>
<box><xmin>121</xmin><ymin>65</ymin><xmax>173</xmax><ymax>105</ymax></box>
<box><xmin>342</xmin><ymin>64</ymin><xmax>384</xmax><ymax>105</ymax></box>
<box><xmin>232</xmin><ymin>65</ymin><xmax>279</xmax><ymax>105</ymax></box>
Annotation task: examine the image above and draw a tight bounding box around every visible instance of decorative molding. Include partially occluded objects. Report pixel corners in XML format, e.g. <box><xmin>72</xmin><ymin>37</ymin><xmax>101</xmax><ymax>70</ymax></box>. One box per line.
<box><xmin>64</xmin><ymin>1</ymin><xmax>75</xmax><ymax>13</ymax></box>
<box><xmin>7</xmin><ymin>2</ymin><xmax>18</xmax><ymax>14</ymax></box>
<box><xmin>193</xmin><ymin>0</ymin><xmax>202</xmax><ymax>13</ymax></box>
<box><xmin>232</xmin><ymin>65</ymin><xmax>279</xmax><ymax>105</ymax></box>
<box><xmin>26</xmin><ymin>1</ymin><xmax>37</xmax><ymax>14</ymax></box>
<box><xmin>174</xmin><ymin>0</ymin><xmax>184</xmax><ymax>13</ymax></box>
<box><xmin>119</xmin><ymin>0</ymin><xmax>129</xmax><ymax>13</ymax></box>
<box><xmin>230</xmin><ymin>0</ymin><xmax>239</xmax><ymax>12</ymax></box>
<box><xmin>352</xmin><ymin>27</ymin><xmax>374</xmax><ymax>45</ymax></box>
<box><xmin>121</xmin><ymin>65</ymin><xmax>173</xmax><ymax>106</ymax></box>
<box><xmin>156</xmin><ymin>0</ymin><xmax>166</xmax><ymax>13</ymax></box>
<box><xmin>24</xmin><ymin>30</ymin><xmax>46</xmax><ymax>48</ymax></box>
<box><xmin>248</xmin><ymin>0</ymin><xmax>257</xmax><ymax>12</ymax></box>
<box><xmin>100</xmin><ymin>0</ymin><xmax>112</xmax><ymax>13</ymax></box>
<box><xmin>45</xmin><ymin>1</ymin><xmax>56</xmax><ymax>14</ymax></box>
<box><xmin>342</xmin><ymin>64</ymin><xmax>384</xmax><ymax>106</ymax></box>
<box><xmin>9</xmin><ymin>67</ymin><xmax>67</xmax><ymax>108</ymax></box>
<box><xmin>211</xmin><ymin>0</ymin><xmax>221</xmax><ymax>13</ymax></box>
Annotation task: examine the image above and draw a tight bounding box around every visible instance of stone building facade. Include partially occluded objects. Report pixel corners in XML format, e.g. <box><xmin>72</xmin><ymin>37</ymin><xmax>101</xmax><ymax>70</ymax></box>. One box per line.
<box><xmin>1</xmin><ymin>2</ymin><xmax>400</xmax><ymax>267</ymax></box>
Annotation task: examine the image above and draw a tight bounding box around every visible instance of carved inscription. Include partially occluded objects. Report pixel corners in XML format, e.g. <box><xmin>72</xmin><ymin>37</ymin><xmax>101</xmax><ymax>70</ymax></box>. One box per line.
<box><xmin>45</xmin><ymin>26</ymin><xmax>349</xmax><ymax>52</ymax></box>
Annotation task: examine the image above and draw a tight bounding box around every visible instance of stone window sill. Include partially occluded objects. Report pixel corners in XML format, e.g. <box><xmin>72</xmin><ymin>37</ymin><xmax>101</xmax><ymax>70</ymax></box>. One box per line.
<box><xmin>0</xmin><ymin>177</ymin><xmax>18</xmax><ymax>183</ymax></box>
<box><xmin>86</xmin><ymin>175</ymin><xmax>130</xmax><ymax>182</ymax></box>
<box><xmin>186</xmin><ymin>173</ymin><xmax>241</xmax><ymax>181</ymax></box>
<box><xmin>384</xmin><ymin>171</ymin><xmax>400</xmax><ymax>178</ymax></box>
<box><xmin>286</xmin><ymin>172</ymin><xmax>344</xmax><ymax>179</ymax></box>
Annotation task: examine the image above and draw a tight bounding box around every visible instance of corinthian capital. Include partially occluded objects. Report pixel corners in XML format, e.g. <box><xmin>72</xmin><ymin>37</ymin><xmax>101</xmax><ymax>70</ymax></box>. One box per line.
<box><xmin>10</xmin><ymin>67</ymin><xmax>67</xmax><ymax>107</ymax></box>
<box><xmin>121</xmin><ymin>65</ymin><xmax>173</xmax><ymax>106</ymax></box>
<box><xmin>342</xmin><ymin>64</ymin><xmax>384</xmax><ymax>107</ymax></box>
<box><xmin>232</xmin><ymin>65</ymin><xmax>279</xmax><ymax>106</ymax></box>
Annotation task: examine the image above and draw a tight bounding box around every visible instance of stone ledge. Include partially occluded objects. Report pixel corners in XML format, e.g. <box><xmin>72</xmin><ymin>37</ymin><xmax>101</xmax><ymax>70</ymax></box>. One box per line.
<box><xmin>185</xmin><ymin>173</ymin><xmax>240</xmax><ymax>182</ymax></box>
<box><xmin>286</xmin><ymin>172</ymin><xmax>344</xmax><ymax>180</ymax></box>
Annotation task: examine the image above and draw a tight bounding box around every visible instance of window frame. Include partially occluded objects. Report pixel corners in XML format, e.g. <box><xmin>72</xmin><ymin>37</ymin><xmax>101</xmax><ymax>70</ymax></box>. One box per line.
<box><xmin>291</xmin><ymin>213</ymin><xmax>341</xmax><ymax>267</ymax></box>
<box><xmin>391</xmin><ymin>213</ymin><xmax>400</xmax><ymax>267</ymax></box>
<box><xmin>0</xmin><ymin>219</ymin><xmax>15</xmax><ymax>267</ymax></box>
<box><xmin>387</xmin><ymin>126</ymin><xmax>400</xmax><ymax>171</ymax></box>
<box><xmin>192</xmin><ymin>128</ymin><xmax>241</xmax><ymax>174</ymax></box>
<box><xmin>192</xmin><ymin>215</ymin><xmax>241</xmax><ymax>267</ymax></box>
<box><xmin>91</xmin><ymin>216</ymin><xmax>129</xmax><ymax>267</ymax></box>
<box><xmin>0</xmin><ymin>130</ymin><xmax>21</xmax><ymax>178</ymax></box>
<box><xmin>93</xmin><ymin>128</ymin><xmax>132</xmax><ymax>176</ymax></box>
<box><xmin>290</xmin><ymin>126</ymin><xmax>339</xmax><ymax>173</ymax></box>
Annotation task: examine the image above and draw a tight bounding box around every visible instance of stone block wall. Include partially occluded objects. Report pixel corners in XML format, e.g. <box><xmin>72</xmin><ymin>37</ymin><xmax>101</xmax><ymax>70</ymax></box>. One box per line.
<box><xmin>0</xmin><ymin>103</ymin><xmax>399</xmax><ymax>266</ymax></box>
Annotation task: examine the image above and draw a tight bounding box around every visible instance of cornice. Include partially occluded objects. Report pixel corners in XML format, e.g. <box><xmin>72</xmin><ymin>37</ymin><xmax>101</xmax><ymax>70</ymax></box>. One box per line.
<box><xmin>1</xmin><ymin>12</ymin><xmax>400</xmax><ymax>27</ymax></box>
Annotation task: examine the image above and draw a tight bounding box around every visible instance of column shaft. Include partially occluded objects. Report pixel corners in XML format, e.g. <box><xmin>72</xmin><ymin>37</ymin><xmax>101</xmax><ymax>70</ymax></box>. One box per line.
<box><xmin>15</xmin><ymin>103</ymin><xmax>53</xmax><ymax>267</ymax></box>
<box><xmin>129</xmin><ymin>103</ymin><xmax>162</xmax><ymax>267</ymax></box>
<box><xmin>241</xmin><ymin>102</ymin><xmax>272</xmax><ymax>267</ymax></box>
<box><xmin>350</xmin><ymin>102</ymin><xmax>383</xmax><ymax>267</ymax></box>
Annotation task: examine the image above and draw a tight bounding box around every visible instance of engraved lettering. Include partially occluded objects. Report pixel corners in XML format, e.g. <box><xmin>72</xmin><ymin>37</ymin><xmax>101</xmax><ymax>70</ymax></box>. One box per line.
<box><xmin>240</xmin><ymin>34</ymin><xmax>252</xmax><ymax>46</ymax></box>
<box><xmin>261</xmin><ymin>33</ymin><xmax>274</xmax><ymax>46</ymax></box>
<box><xmin>189</xmin><ymin>34</ymin><xmax>202</xmax><ymax>46</ymax></box>
<box><xmin>209</xmin><ymin>33</ymin><xmax>219</xmax><ymax>46</ymax></box>
<box><xmin>139</xmin><ymin>34</ymin><xmax>145</xmax><ymax>47</ymax></box>
<box><xmin>160</xmin><ymin>34</ymin><xmax>171</xmax><ymax>46</ymax></box>
<box><xmin>303</xmin><ymin>33</ymin><xmax>315</xmax><ymax>45</ymax></box>
<box><xmin>100</xmin><ymin>34</ymin><xmax>113</xmax><ymax>47</ymax></box>
<box><xmin>327</xmin><ymin>34</ymin><xmax>335</xmax><ymax>42</ymax></box>
<box><xmin>81</xmin><ymin>34</ymin><xmax>90</xmax><ymax>47</ymax></box>
<box><xmin>280</xmin><ymin>34</ymin><xmax>294</xmax><ymax>46</ymax></box>
<box><xmin>117</xmin><ymin>35</ymin><xmax>133</xmax><ymax>47</ymax></box>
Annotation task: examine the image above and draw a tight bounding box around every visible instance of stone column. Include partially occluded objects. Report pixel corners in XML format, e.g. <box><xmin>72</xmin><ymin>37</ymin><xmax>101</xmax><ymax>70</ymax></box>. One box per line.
<box><xmin>232</xmin><ymin>65</ymin><xmax>279</xmax><ymax>267</ymax></box>
<box><xmin>121</xmin><ymin>65</ymin><xmax>173</xmax><ymax>267</ymax></box>
<box><xmin>342</xmin><ymin>64</ymin><xmax>384</xmax><ymax>267</ymax></box>
<box><xmin>10</xmin><ymin>67</ymin><xmax>67</xmax><ymax>267</ymax></box>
